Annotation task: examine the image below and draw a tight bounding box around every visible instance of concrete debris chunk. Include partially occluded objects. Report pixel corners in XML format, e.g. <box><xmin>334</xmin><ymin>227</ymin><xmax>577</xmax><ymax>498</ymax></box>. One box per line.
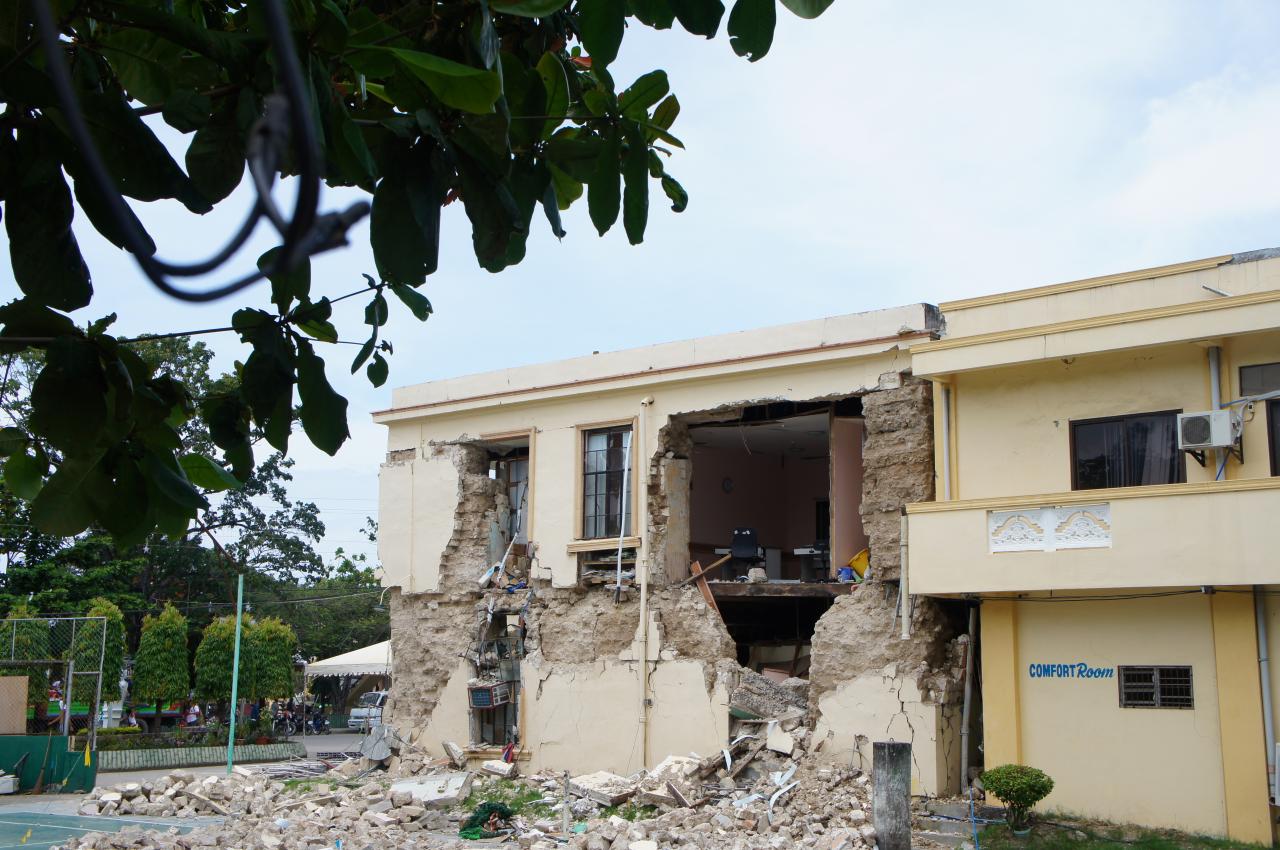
<box><xmin>766</xmin><ymin>724</ymin><xmax>796</xmax><ymax>756</ymax></box>
<box><xmin>391</xmin><ymin>772</ymin><xmax>473</xmax><ymax>808</ymax></box>
<box><xmin>481</xmin><ymin>759</ymin><xmax>518</xmax><ymax>778</ymax></box>
<box><xmin>443</xmin><ymin>740</ymin><xmax>467</xmax><ymax>768</ymax></box>
<box><xmin>569</xmin><ymin>771</ymin><xmax>637</xmax><ymax>806</ymax></box>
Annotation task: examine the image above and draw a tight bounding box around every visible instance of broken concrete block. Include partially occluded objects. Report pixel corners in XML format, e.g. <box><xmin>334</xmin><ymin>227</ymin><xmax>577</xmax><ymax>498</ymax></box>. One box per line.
<box><xmin>481</xmin><ymin>759</ymin><xmax>518</xmax><ymax>778</ymax></box>
<box><xmin>569</xmin><ymin>771</ymin><xmax>637</xmax><ymax>806</ymax></box>
<box><xmin>628</xmin><ymin>842</ymin><xmax>657</xmax><ymax>850</ymax></box>
<box><xmin>766</xmin><ymin>725</ymin><xmax>796</xmax><ymax>756</ymax></box>
<box><xmin>443</xmin><ymin>741</ymin><xmax>466</xmax><ymax>768</ymax></box>
<box><xmin>391</xmin><ymin>772</ymin><xmax>473</xmax><ymax>808</ymax></box>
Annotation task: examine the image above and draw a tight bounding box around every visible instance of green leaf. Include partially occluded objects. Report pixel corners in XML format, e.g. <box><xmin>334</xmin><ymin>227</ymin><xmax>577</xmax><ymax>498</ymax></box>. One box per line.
<box><xmin>178</xmin><ymin>454</ymin><xmax>241</xmax><ymax>492</ymax></box>
<box><xmin>6</xmin><ymin>132</ymin><xmax>92</xmax><ymax>312</ymax></box>
<box><xmin>0</xmin><ymin>427</ymin><xmax>26</xmax><ymax>458</ymax></box>
<box><xmin>258</xmin><ymin>246</ymin><xmax>311</xmax><ymax>315</ymax></box>
<box><xmin>651</xmin><ymin>94</ymin><xmax>680</xmax><ymax>131</ymax></box>
<box><xmin>491</xmin><ymin>0</ymin><xmax>571</xmax><ymax>16</ymax></box>
<box><xmin>390</xmin><ymin>284</ymin><xmax>434</xmax><ymax>321</ymax></box>
<box><xmin>662</xmin><ymin>172</ymin><xmax>688</xmax><ymax>212</ymax></box>
<box><xmin>144</xmin><ymin>450</ymin><xmax>208</xmax><ymax>511</ymax></box>
<box><xmin>186</xmin><ymin>103</ymin><xmax>245</xmax><ymax>205</ymax></box>
<box><xmin>669</xmin><ymin>0</ymin><xmax>724</xmax><ymax>36</ymax></box>
<box><xmin>161</xmin><ymin>88</ymin><xmax>212</xmax><ymax>133</ymax></box>
<box><xmin>29</xmin><ymin>337</ymin><xmax>107</xmax><ymax>452</ymax></box>
<box><xmin>365</xmin><ymin>293</ymin><xmax>389</xmax><ymax>327</ymax></box>
<box><xmin>30</xmin><ymin>452</ymin><xmax>104</xmax><ymax>536</ymax></box>
<box><xmin>587</xmin><ymin>125</ymin><xmax>621</xmax><ymax>235</ymax></box>
<box><xmin>387</xmin><ymin>48</ymin><xmax>502</xmax><ymax>113</ymax></box>
<box><xmin>619</xmin><ymin>71</ymin><xmax>670</xmax><ymax>119</ymax></box>
<box><xmin>631</xmin><ymin>0</ymin><xmax>676</xmax><ymax>28</ymax></box>
<box><xmin>536</xmin><ymin>53</ymin><xmax>571</xmax><ymax>140</ymax></box>
<box><xmin>578</xmin><ymin>0</ymin><xmax>626</xmax><ymax>69</ymax></box>
<box><xmin>638</xmin><ymin>120</ymin><xmax>684</xmax><ymax>148</ymax></box>
<box><xmin>366</xmin><ymin>352</ymin><xmax>389</xmax><ymax>388</ymax></box>
<box><xmin>296</xmin><ymin>340</ymin><xmax>351</xmax><ymax>456</ymax></box>
<box><xmin>78</xmin><ymin>85</ymin><xmax>209</xmax><ymax>212</ymax></box>
<box><xmin>542</xmin><ymin>182</ymin><xmax>568</xmax><ymax>237</ymax></box>
<box><xmin>350</xmin><ymin>337</ymin><xmax>377</xmax><ymax>374</ymax></box>
<box><xmin>4</xmin><ymin>451</ymin><xmax>44</xmax><ymax>500</ymax></box>
<box><xmin>727</xmin><ymin>0</ymin><xmax>775</xmax><ymax>60</ymax></box>
<box><xmin>622</xmin><ymin>123</ymin><xmax>649</xmax><ymax>244</ymax></box>
<box><xmin>315</xmin><ymin>0</ymin><xmax>349</xmax><ymax>51</ymax></box>
<box><xmin>370</xmin><ymin>146</ymin><xmax>446</xmax><ymax>286</ymax></box>
<box><xmin>548</xmin><ymin>163</ymin><xmax>583</xmax><ymax>210</ymax></box>
<box><xmin>778</xmin><ymin>0</ymin><xmax>832</xmax><ymax>17</ymax></box>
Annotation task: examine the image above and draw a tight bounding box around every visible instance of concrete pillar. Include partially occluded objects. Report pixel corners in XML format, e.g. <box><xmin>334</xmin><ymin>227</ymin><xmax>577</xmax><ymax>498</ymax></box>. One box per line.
<box><xmin>1210</xmin><ymin>588</ymin><xmax>1272</xmax><ymax>843</ymax></box>
<box><xmin>979</xmin><ymin>600</ymin><xmax>1021</xmax><ymax>767</ymax></box>
<box><xmin>872</xmin><ymin>741</ymin><xmax>912</xmax><ymax>850</ymax></box>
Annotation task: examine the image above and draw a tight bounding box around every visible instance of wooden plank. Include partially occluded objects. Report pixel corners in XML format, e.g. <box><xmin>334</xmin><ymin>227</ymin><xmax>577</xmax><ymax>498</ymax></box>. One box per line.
<box><xmin>673</xmin><ymin>554</ymin><xmax>732</xmax><ymax>588</ymax></box>
<box><xmin>689</xmin><ymin>561</ymin><xmax>720</xmax><ymax>615</ymax></box>
<box><xmin>707</xmin><ymin>582</ymin><xmax>855</xmax><ymax>599</ymax></box>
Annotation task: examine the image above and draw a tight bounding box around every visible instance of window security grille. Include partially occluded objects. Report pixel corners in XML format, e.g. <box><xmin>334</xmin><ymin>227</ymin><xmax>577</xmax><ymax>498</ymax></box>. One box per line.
<box><xmin>1118</xmin><ymin>665</ymin><xmax>1193</xmax><ymax>709</ymax></box>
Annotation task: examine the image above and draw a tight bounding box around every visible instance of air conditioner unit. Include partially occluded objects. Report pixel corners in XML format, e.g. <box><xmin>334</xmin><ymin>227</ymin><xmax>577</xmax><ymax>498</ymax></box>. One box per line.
<box><xmin>1177</xmin><ymin>410</ymin><xmax>1239</xmax><ymax>451</ymax></box>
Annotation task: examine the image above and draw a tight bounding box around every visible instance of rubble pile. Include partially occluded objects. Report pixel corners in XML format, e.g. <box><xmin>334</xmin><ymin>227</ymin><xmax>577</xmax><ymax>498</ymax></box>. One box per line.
<box><xmin>56</xmin><ymin>717</ymin><xmax>942</xmax><ymax>850</ymax></box>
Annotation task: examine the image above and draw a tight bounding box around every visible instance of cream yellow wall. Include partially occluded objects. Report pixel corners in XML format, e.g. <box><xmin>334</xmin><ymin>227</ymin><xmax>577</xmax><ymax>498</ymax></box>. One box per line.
<box><xmin>948</xmin><ymin>341</ymin><xmax>1277</xmax><ymax>502</ymax></box>
<box><xmin>907</xmin><ymin>479</ymin><xmax>1280</xmax><ymax>594</ymax></box>
<box><xmin>381</xmin><ymin>349</ymin><xmax>911</xmax><ymax>591</ymax></box>
<box><xmin>1224</xmin><ymin>331</ymin><xmax>1280</xmax><ymax>478</ymax></box>
<box><xmin>940</xmin><ymin>254</ymin><xmax>1280</xmax><ymax>340</ymax></box>
<box><xmin>813</xmin><ymin>670</ymin><xmax>961</xmax><ymax>796</ymax></box>
<box><xmin>1011</xmin><ymin>595</ymin><xmax>1228</xmax><ymax>836</ymax></box>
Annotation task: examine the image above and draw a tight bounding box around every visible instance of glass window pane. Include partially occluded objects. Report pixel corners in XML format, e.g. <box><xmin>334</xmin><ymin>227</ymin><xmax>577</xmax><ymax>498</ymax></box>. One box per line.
<box><xmin>1073</xmin><ymin>420</ymin><xmax>1125</xmax><ymax>489</ymax></box>
<box><xmin>1125</xmin><ymin>413</ymin><xmax>1183</xmax><ymax>486</ymax></box>
<box><xmin>1241</xmin><ymin>363</ymin><xmax>1280</xmax><ymax>397</ymax></box>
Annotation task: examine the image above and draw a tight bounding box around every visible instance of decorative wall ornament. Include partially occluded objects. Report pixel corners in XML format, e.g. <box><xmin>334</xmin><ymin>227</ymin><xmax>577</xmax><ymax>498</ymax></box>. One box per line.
<box><xmin>989</xmin><ymin>504</ymin><xmax>1111</xmax><ymax>553</ymax></box>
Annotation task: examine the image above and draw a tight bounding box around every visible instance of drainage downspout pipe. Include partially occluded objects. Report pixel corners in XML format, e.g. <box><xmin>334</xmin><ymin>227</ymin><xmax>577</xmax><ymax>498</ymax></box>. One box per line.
<box><xmin>940</xmin><ymin>384</ymin><xmax>953</xmax><ymax>501</ymax></box>
<box><xmin>1209</xmin><ymin>346</ymin><xmax>1224</xmax><ymax>480</ymax></box>
<box><xmin>959</xmin><ymin>604</ymin><xmax>977</xmax><ymax>789</ymax></box>
<box><xmin>899</xmin><ymin>509</ymin><xmax>911</xmax><ymax>639</ymax></box>
<box><xmin>1256</xmin><ymin>587</ymin><xmax>1276</xmax><ymax>801</ymax></box>
<box><xmin>638</xmin><ymin>396</ymin><xmax>654</xmax><ymax>769</ymax></box>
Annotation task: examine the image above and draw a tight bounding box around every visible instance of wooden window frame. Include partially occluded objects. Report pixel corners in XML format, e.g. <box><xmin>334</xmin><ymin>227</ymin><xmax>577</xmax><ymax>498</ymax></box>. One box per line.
<box><xmin>573</xmin><ymin>417</ymin><xmax>640</xmax><ymax>545</ymax></box>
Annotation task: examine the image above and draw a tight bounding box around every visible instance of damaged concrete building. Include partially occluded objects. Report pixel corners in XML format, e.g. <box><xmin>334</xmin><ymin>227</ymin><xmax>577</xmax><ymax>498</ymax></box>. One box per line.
<box><xmin>374</xmin><ymin>303</ymin><xmax>969</xmax><ymax>796</ymax></box>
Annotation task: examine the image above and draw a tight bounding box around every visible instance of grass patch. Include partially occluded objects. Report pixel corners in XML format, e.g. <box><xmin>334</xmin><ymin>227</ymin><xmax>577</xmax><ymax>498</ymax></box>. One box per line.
<box><xmin>458</xmin><ymin>778</ymin><xmax>556</xmax><ymax>820</ymax></box>
<box><xmin>978</xmin><ymin>816</ymin><xmax>1268</xmax><ymax>850</ymax></box>
<box><xmin>601</xmin><ymin>801</ymin><xmax>659</xmax><ymax>822</ymax></box>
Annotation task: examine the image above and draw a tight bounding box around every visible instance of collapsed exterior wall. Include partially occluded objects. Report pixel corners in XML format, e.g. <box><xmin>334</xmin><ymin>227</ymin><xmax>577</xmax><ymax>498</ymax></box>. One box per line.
<box><xmin>386</xmin><ymin>435</ymin><xmax>738</xmax><ymax>772</ymax></box>
<box><xmin>808</xmin><ymin>374</ymin><xmax>966</xmax><ymax>796</ymax></box>
<box><xmin>860</xmin><ymin>375</ymin><xmax>935</xmax><ymax>582</ymax></box>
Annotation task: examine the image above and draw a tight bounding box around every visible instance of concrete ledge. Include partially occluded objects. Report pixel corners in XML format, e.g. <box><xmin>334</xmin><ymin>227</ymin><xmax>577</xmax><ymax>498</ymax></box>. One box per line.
<box><xmin>98</xmin><ymin>741</ymin><xmax>305</xmax><ymax>772</ymax></box>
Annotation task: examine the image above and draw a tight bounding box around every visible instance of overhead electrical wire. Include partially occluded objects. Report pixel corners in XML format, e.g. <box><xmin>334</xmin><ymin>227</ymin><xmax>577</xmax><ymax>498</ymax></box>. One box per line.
<box><xmin>31</xmin><ymin>0</ymin><xmax>370</xmax><ymax>302</ymax></box>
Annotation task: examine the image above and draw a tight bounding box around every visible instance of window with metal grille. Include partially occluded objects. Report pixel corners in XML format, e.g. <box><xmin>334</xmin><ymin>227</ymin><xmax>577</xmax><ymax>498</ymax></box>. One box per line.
<box><xmin>1118</xmin><ymin>665</ymin><xmax>1193</xmax><ymax>709</ymax></box>
<box><xmin>582</xmin><ymin>426</ymin><xmax>632</xmax><ymax>539</ymax></box>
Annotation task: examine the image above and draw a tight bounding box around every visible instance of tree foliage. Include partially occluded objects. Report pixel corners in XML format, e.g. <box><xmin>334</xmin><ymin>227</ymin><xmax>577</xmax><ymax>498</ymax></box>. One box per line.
<box><xmin>4</xmin><ymin>601</ymin><xmax>50</xmax><ymax>708</ymax></box>
<box><xmin>981</xmin><ymin>764</ymin><xmax>1055</xmax><ymax>830</ymax></box>
<box><xmin>247</xmin><ymin>616</ymin><xmax>298</xmax><ymax>700</ymax></box>
<box><xmin>195</xmin><ymin>614</ymin><xmax>299</xmax><ymax>702</ymax></box>
<box><xmin>70</xmin><ymin>596</ymin><xmax>127</xmax><ymax>703</ymax></box>
<box><xmin>0</xmin><ymin>0</ymin><xmax>831</xmax><ymax>545</ymax></box>
<box><xmin>132</xmin><ymin>603</ymin><xmax>189</xmax><ymax>705</ymax></box>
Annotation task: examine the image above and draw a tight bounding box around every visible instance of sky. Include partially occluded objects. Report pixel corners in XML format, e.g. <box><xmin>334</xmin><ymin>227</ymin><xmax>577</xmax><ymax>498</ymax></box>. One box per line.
<box><xmin>6</xmin><ymin>0</ymin><xmax>1280</xmax><ymax>573</ymax></box>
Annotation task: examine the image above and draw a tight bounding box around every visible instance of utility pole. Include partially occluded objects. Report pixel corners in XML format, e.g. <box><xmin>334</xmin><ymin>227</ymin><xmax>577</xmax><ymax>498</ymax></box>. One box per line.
<box><xmin>227</xmin><ymin>573</ymin><xmax>244</xmax><ymax>775</ymax></box>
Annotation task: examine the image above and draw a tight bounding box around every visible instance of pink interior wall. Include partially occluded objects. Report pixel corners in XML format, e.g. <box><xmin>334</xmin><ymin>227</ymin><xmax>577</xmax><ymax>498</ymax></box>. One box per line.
<box><xmin>690</xmin><ymin>446</ymin><xmax>829</xmax><ymax>553</ymax></box>
<box><xmin>689</xmin><ymin>446</ymin><xmax>786</xmax><ymax>547</ymax></box>
<box><xmin>784</xmin><ymin>456</ymin><xmax>829</xmax><ymax>550</ymax></box>
<box><xmin>830</xmin><ymin>417</ymin><xmax>867</xmax><ymax>571</ymax></box>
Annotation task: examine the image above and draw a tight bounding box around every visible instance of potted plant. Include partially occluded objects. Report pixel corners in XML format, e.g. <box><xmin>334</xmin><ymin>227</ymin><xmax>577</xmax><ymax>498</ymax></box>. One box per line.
<box><xmin>981</xmin><ymin>764</ymin><xmax>1054</xmax><ymax>836</ymax></box>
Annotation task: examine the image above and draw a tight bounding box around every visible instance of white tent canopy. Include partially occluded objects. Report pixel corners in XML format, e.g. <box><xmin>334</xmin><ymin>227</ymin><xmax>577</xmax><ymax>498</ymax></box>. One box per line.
<box><xmin>305</xmin><ymin>641</ymin><xmax>392</xmax><ymax>679</ymax></box>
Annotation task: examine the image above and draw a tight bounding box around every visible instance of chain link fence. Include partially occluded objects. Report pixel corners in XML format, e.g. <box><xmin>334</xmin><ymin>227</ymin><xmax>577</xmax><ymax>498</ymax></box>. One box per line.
<box><xmin>0</xmin><ymin>616</ymin><xmax>106</xmax><ymax>745</ymax></box>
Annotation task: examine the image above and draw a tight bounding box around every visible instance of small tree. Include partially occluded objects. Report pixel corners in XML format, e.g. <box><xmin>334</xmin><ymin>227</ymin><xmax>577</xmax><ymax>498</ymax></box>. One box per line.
<box><xmin>69</xmin><ymin>598</ymin><xmax>126</xmax><ymax>709</ymax></box>
<box><xmin>981</xmin><ymin>764</ymin><xmax>1055</xmax><ymax>832</ymax></box>
<box><xmin>133</xmin><ymin>604</ymin><xmax>189</xmax><ymax>722</ymax></box>
<box><xmin>249</xmin><ymin>617</ymin><xmax>298</xmax><ymax>701</ymax></box>
<box><xmin>6</xmin><ymin>602</ymin><xmax>50</xmax><ymax>718</ymax></box>
<box><xmin>194</xmin><ymin>615</ymin><xmax>254</xmax><ymax>708</ymax></box>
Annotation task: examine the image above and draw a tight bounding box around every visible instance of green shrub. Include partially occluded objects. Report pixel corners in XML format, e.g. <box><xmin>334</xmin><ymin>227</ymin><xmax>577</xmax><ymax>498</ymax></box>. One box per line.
<box><xmin>981</xmin><ymin>764</ymin><xmax>1054</xmax><ymax>830</ymax></box>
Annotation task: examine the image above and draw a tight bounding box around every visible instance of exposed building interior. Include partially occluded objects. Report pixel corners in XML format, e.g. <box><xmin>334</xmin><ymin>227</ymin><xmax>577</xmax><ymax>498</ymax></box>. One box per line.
<box><xmin>682</xmin><ymin>398</ymin><xmax>868</xmax><ymax>672</ymax></box>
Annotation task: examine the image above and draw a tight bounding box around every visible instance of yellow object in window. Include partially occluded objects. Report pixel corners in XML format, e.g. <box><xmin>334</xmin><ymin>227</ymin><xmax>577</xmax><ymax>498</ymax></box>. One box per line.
<box><xmin>847</xmin><ymin>549</ymin><xmax>870</xmax><ymax>579</ymax></box>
